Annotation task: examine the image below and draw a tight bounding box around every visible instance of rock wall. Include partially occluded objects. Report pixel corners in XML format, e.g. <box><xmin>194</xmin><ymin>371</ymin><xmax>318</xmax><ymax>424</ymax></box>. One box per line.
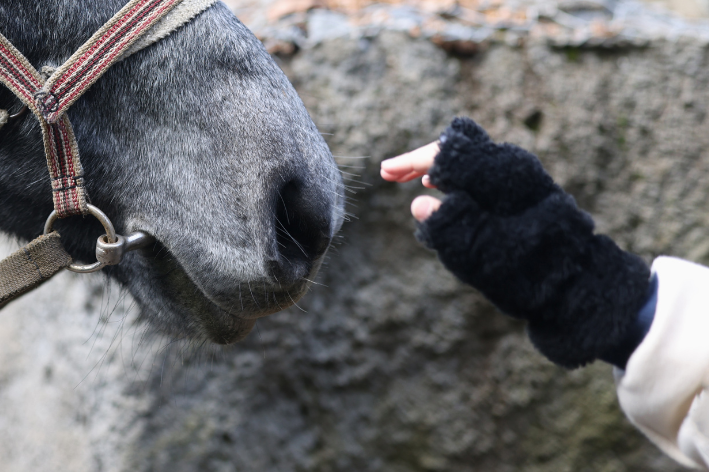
<box><xmin>3</xmin><ymin>4</ymin><xmax>709</xmax><ymax>471</ymax></box>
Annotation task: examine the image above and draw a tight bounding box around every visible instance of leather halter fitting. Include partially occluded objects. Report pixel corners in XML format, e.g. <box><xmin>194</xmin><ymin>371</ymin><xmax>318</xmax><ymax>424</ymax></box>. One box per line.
<box><xmin>0</xmin><ymin>0</ymin><xmax>217</xmax><ymax>306</ymax></box>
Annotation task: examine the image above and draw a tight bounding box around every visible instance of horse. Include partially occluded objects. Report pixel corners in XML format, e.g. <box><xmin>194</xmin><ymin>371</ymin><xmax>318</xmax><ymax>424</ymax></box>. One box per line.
<box><xmin>0</xmin><ymin>0</ymin><xmax>345</xmax><ymax>345</ymax></box>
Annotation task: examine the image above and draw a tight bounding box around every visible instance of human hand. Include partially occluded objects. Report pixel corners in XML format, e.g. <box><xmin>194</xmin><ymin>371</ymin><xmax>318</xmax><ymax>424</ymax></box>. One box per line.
<box><xmin>384</xmin><ymin>117</ymin><xmax>650</xmax><ymax>369</ymax></box>
<box><xmin>380</xmin><ymin>141</ymin><xmax>442</xmax><ymax>222</ymax></box>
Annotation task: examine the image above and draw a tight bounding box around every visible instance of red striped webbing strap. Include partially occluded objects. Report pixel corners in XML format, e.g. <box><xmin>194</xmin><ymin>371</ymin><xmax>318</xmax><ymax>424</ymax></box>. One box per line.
<box><xmin>0</xmin><ymin>0</ymin><xmax>184</xmax><ymax>218</ymax></box>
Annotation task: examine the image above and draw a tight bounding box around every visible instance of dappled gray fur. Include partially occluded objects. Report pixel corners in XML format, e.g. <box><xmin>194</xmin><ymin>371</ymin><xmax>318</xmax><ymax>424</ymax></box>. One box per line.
<box><xmin>0</xmin><ymin>1</ymin><xmax>344</xmax><ymax>344</ymax></box>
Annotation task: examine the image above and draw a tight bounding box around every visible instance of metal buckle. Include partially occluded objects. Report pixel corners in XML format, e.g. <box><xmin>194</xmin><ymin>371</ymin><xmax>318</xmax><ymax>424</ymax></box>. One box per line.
<box><xmin>44</xmin><ymin>204</ymin><xmax>154</xmax><ymax>273</ymax></box>
<box><xmin>95</xmin><ymin>231</ymin><xmax>154</xmax><ymax>267</ymax></box>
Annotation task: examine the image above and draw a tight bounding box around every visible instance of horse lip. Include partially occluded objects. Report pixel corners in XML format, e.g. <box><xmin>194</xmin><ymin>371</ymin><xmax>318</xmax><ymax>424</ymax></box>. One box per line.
<box><xmin>142</xmin><ymin>236</ymin><xmax>317</xmax><ymax>319</ymax></box>
<box><xmin>142</xmin><ymin>236</ymin><xmax>173</xmax><ymax>261</ymax></box>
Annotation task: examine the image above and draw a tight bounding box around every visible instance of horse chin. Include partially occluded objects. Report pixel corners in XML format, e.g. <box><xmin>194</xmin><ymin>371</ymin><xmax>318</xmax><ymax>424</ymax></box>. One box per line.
<box><xmin>198</xmin><ymin>281</ymin><xmax>311</xmax><ymax>345</ymax></box>
<box><xmin>123</xmin><ymin>241</ymin><xmax>319</xmax><ymax>345</ymax></box>
<box><xmin>183</xmin><ymin>276</ymin><xmax>314</xmax><ymax>345</ymax></box>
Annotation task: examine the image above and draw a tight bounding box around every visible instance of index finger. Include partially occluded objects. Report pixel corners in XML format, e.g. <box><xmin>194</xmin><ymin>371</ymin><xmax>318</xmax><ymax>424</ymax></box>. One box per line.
<box><xmin>380</xmin><ymin>141</ymin><xmax>440</xmax><ymax>182</ymax></box>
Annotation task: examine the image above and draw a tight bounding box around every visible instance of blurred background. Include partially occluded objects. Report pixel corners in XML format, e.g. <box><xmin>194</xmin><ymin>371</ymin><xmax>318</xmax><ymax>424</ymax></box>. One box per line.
<box><xmin>3</xmin><ymin>0</ymin><xmax>709</xmax><ymax>470</ymax></box>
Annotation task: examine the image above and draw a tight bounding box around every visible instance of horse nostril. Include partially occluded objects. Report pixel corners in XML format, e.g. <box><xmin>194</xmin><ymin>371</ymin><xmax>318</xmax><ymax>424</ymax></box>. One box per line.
<box><xmin>274</xmin><ymin>180</ymin><xmax>331</xmax><ymax>280</ymax></box>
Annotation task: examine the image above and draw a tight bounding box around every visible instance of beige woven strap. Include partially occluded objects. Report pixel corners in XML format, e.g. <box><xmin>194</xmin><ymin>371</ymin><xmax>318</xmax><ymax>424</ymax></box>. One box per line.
<box><xmin>121</xmin><ymin>0</ymin><xmax>219</xmax><ymax>60</ymax></box>
<box><xmin>0</xmin><ymin>232</ymin><xmax>72</xmax><ymax>309</ymax></box>
<box><xmin>40</xmin><ymin>0</ymin><xmax>186</xmax><ymax>124</ymax></box>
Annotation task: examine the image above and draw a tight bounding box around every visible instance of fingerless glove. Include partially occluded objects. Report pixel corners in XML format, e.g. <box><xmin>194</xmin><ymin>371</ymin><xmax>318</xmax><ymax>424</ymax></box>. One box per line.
<box><xmin>417</xmin><ymin>117</ymin><xmax>652</xmax><ymax>369</ymax></box>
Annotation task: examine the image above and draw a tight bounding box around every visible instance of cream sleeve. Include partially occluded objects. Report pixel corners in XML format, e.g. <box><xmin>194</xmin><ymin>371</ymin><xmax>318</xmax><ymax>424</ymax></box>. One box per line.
<box><xmin>615</xmin><ymin>256</ymin><xmax>709</xmax><ymax>470</ymax></box>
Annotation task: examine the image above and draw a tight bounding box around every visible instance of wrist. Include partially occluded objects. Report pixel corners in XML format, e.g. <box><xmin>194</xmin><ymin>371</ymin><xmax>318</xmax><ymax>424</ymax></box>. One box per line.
<box><xmin>526</xmin><ymin>236</ymin><xmax>652</xmax><ymax>369</ymax></box>
<box><xmin>598</xmin><ymin>273</ymin><xmax>658</xmax><ymax>370</ymax></box>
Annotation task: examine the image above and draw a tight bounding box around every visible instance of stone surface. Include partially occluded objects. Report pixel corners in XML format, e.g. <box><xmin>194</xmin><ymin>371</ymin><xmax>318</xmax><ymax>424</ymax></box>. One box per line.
<box><xmin>3</xmin><ymin>1</ymin><xmax>709</xmax><ymax>471</ymax></box>
<box><xmin>226</xmin><ymin>0</ymin><xmax>709</xmax><ymax>54</ymax></box>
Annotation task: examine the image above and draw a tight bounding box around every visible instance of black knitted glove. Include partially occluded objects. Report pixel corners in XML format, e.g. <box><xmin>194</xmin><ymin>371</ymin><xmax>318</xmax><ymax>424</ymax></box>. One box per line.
<box><xmin>416</xmin><ymin>117</ymin><xmax>651</xmax><ymax>369</ymax></box>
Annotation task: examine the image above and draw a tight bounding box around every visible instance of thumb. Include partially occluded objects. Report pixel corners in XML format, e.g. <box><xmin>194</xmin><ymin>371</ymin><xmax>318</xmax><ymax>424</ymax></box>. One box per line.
<box><xmin>411</xmin><ymin>195</ymin><xmax>442</xmax><ymax>222</ymax></box>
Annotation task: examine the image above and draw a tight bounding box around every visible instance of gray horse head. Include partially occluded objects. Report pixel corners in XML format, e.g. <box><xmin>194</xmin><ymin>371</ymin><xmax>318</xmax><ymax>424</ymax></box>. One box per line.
<box><xmin>0</xmin><ymin>0</ymin><xmax>344</xmax><ymax>344</ymax></box>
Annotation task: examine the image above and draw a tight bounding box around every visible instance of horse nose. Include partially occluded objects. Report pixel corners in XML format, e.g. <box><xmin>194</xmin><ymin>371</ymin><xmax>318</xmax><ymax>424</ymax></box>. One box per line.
<box><xmin>270</xmin><ymin>180</ymin><xmax>332</xmax><ymax>284</ymax></box>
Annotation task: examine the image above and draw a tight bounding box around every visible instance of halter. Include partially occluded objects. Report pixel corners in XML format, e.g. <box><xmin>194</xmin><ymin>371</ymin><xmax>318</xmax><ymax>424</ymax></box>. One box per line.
<box><xmin>0</xmin><ymin>0</ymin><xmax>217</xmax><ymax>307</ymax></box>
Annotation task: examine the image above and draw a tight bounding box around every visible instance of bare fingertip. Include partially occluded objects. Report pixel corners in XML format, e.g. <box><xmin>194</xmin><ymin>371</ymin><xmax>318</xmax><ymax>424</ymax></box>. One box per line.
<box><xmin>411</xmin><ymin>197</ymin><xmax>431</xmax><ymax>222</ymax></box>
<box><xmin>380</xmin><ymin>159</ymin><xmax>394</xmax><ymax>170</ymax></box>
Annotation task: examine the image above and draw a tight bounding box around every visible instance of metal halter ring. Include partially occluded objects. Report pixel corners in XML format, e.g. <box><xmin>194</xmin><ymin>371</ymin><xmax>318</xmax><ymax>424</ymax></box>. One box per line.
<box><xmin>44</xmin><ymin>204</ymin><xmax>117</xmax><ymax>273</ymax></box>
